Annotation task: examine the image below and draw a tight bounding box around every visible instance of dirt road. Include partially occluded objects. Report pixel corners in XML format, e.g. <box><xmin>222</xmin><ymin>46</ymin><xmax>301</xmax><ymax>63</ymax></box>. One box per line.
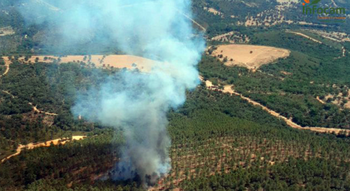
<box><xmin>0</xmin><ymin>57</ymin><xmax>10</xmax><ymax>78</ymax></box>
<box><xmin>286</xmin><ymin>30</ymin><xmax>323</xmax><ymax>44</ymax></box>
<box><xmin>1</xmin><ymin>136</ymin><xmax>86</xmax><ymax>163</ymax></box>
<box><xmin>28</xmin><ymin>102</ymin><xmax>58</xmax><ymax>116</ymax></box>
<box><xmin>203</xmin><ymin>78</ymin><xmax>350</xmax><ymax>135</ymax></box>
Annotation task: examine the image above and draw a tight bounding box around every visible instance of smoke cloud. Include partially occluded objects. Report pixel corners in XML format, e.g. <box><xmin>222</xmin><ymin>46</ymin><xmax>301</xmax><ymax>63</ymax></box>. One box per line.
<box><xmin>17</xmin><ymin>0</ymin><xmax>204</xmax><ymax>184</ymax></box>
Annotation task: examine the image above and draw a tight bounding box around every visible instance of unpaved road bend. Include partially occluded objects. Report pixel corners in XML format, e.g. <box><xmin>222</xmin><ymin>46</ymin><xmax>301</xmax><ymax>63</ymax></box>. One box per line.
<box><xmin>0</xmin><ymin>57</ymin><xmax>10</xmax><ymax>78</ymax></box>
<box><xmin>203</xmin><ymin>78</ymin><xmax>350</xmax><ymax>136</ymax></box>
<box><xmin>1</xmin><ymin>136</ymin><xmax>87</xmax><ymax>163</ymax></box>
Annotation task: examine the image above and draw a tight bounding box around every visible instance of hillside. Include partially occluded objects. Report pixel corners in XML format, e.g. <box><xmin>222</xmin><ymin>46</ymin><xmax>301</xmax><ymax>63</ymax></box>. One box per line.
<box><xmin>1</xmin><ymin>0</ymin><xmax>350</xmax><ymax>190</ymax></box>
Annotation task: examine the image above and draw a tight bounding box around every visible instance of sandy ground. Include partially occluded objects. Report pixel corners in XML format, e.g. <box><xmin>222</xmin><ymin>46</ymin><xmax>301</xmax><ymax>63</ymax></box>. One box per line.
<box><xmin>210</xmin><ymin>45</ymin><xmax>290</xmax><ymax>70</ymax></box>
<box><xmin>202</xmin><ymin>77</ymin><xmax>350</xmax><ymax>136</ymax></box>
<box><xmin>1</xmin><ymin>136</ymin><xmax>86</xmax><ymax>163</ymax></box>
<box><xmin>13</xmin><ymin>55</ymin><xmax>159</xmax><ymax>72</ymax></box>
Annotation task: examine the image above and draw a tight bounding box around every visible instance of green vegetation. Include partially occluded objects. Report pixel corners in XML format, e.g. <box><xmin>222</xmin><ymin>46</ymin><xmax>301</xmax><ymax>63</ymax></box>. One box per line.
<box><xmin>1</xmin><ymin>80</ymin><xmax>350</xmax><ymax>190</ymax></box>
<box><xmin>201</xmin><ymin>29</ymin><xmax>350</xmax><ymax>129</ymax></box>
<box><xmin>1</xmin><ymin>0</ymin><xmax>350</xmax><ymax>190</ymax></box>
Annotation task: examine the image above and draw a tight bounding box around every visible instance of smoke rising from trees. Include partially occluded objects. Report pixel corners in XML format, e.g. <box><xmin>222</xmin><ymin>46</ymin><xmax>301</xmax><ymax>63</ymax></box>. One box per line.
<box><xmin>18</xmin><ymin>0</ymin><xmax>204</xmax><ymax>184</ymax></box>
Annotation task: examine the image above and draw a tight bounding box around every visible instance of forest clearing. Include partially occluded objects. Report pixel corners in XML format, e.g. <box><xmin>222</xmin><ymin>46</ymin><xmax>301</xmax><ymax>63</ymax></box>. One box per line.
<box><xmin>208</xmin><ymin>45</ymin><xmax>290</xmax><ymax>71</ymax></box>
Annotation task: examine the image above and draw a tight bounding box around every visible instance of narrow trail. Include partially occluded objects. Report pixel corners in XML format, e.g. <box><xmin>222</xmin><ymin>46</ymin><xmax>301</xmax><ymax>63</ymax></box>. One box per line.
<box><xmin>29</xmin><ymin>102</ymin><xmax>58</xmax><ymax>116</ymax></box>
<box><xmin>1</xmin><ymin>136</ymin><xmax>87</xmax><ymax>163</ymax></box>
<box><xmin>202</xmin><ymin>78</ymin><xmax>350</xmax><ymax>135</ymax></box>
<box><xmin>1</xmin><ymin>90</ymin><xmax>58</xmax><ymax>116</ymax></box>
<box><xmin>286</xmin><ymin>30</ymin><xmax>323</xmax><ymax>44</ymax></box>
<box><xmin>0</xmin><ymin>57</ymin><xmax>10</xmax><ymax>78</ymax></box>
<box><xmin>176</xmin><ymin>10</ymin><xmax>206</xmax><ymax>32</ymax></box>
<box><xmin>1</xmin><ymin>90</ymin><xmax>15</xmax><ymax>98</ymax></box>
<box><xmin>316</xmin><ymin>96</ymin><xmax>326</xmax><ymax>104</ymax></box>
<box><xmin>1</xmin><ymin>57</ymin><xmax>58</xmax><ymax>116</ymax></box>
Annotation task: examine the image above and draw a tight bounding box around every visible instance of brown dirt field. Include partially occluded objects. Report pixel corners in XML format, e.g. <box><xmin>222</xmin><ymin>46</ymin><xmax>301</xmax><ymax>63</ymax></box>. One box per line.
<box><xmin>210</xmin><ymin>45</ymin><xmax>290</xmax><ymax>70</ymax></box>
<box><xmin>14</xmin><ymin>55</ymin><xmax>159</xmax><ymax>72</ymax></box>
<box><xmin>1</xmin><ymin>136</ymin><xmax>86</xmax><ymax>163</ymax></box>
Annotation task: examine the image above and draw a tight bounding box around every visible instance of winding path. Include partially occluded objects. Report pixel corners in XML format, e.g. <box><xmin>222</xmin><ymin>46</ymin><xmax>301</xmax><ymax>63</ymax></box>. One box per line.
<box><xmin>202</xmin><ymin>78</ymin><xmax>350</xmax><ymax>135</ymax></box>
<box><xmin>1</xmin><ymin>57</ymin><xmax>58</xmax><ymax>116</ymax></box>
<box><xmin>0</xmin><ymin>56</ymin><xmax>10</xmax><ymax>78</ymax></box>
<box><xmin>286</xmin><ymin>30</ymin><xmax>323</xmax><ymax>44</ymax></box>
<box><xmin>29</xmin><ymin>102</ymin><xmax>58</xmax><ymax>116</ymax></box>
<box><xmin>1</xmin><ymin>136</ymin><xmax>86</xmax><ymax>163</ymax></box>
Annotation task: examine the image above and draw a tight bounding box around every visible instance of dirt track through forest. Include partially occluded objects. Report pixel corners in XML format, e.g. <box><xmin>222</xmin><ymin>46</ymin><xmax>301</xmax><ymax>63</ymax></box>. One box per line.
<box><xmin>286</xmin><ymin>30</ymin><xmax>323</xmax><ymax>44</ymax></box>
<box><xmin>0</xmin><ymin>57</ymin><xmax>10</xmax><ymax>77</ymax></box>
<box><xmin>0</xmin><ymin>58</ymin><xmax>58</xmax><ymax>116</ymax></box>
<box><xmin>28</xmin><ymin>102</ymin><xmax>58</xmax><ymax>116</ymax></box>
<box><xmin>202</xmin><ymin>78</ymin><xmax>350</xmax><ymax>135</ymax></box>
<box><xmin>1</xmin><ymin>136</ymin><xmax>86</xmax><ymax>163</ymax></box>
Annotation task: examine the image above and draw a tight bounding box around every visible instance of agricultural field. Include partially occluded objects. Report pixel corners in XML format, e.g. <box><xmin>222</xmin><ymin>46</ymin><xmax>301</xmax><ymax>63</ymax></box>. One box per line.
<box><xmin>208</xmin><ymin>44</ymin><xmax>290</xmax><ymax>70</ymax></box>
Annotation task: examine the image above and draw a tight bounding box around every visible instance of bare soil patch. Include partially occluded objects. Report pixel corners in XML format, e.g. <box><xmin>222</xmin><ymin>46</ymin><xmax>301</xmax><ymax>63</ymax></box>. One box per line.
<box><xmin>209</xmin><ymin>45</ymin><xmax>290</xmax><ymax>71</ymax></box>
<box><xmin>204</xmin><ymin>7</ymin><xmax>223</xmax><ymax>16</ymax></box>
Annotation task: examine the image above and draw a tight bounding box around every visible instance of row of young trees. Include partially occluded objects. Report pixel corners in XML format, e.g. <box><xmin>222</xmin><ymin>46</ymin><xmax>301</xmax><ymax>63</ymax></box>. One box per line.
<box><xmin>0</xmin><ymin>58</ymin><xmax>350</xmax><ymax>190</ymax></box>
<box><xmin>1</xmin><ymin>85</ymin><xmax>350</xmax><ymax>190</ymax></box>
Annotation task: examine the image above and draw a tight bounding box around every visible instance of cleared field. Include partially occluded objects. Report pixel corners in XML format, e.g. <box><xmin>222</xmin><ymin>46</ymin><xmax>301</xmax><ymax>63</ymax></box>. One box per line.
<box><xmin>210</xmin><ymin>44</ymin><xmax>290</xmax><ymax>70</ymax></box>
<box><xmin>14</xmin><ymin>55</ymin><xmax>159</xmax><ymax>72</ymax></box>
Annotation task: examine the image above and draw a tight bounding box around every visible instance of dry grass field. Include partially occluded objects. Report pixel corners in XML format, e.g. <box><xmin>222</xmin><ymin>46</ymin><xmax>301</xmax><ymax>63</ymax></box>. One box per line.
<box><xmin>14</xmin><ymin>55</ymin><xmax>158</xmax><ymax>72</ymax></box>
<box><xmin>209</xmin><ymin>44</ymin><xmax>290</xmax><ymax>71</ymax></box>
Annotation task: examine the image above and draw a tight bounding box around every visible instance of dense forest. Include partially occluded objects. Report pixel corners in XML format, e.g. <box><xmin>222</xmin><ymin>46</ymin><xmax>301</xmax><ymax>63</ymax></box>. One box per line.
<box><xmin>0</xmin><ymin>60</ymin><xmax>350</xmax><ymax>190</ymax></box>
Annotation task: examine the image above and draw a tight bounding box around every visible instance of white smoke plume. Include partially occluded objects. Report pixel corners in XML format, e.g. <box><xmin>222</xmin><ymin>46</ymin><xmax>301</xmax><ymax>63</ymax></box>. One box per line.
<box><xmin>17</xmin><ymin>0</ymin><xmax>204</xmax><ymax>184</ymax></box>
